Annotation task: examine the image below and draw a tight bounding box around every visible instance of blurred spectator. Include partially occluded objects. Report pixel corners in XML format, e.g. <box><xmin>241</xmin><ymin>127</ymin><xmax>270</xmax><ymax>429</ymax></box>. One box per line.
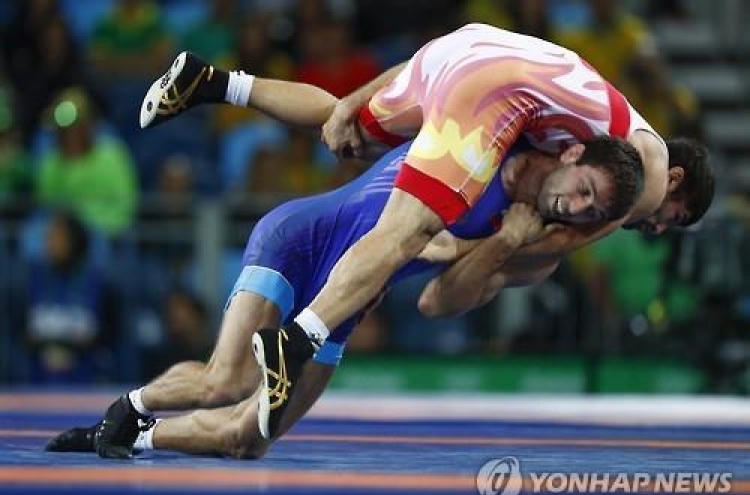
<box><xmin>555</xmin><ymin>0</ymin><xmax>657</xmax><ymax>90</ymax></box>
<box><xmin>622</xmin><ymin>55</ymin><xmax>703</xmax><ymax>139</ymax></box>
<box><xmin>244</xmin><ymin>132</ymin><xmax>329</xmax><ymax>196</ymax></box>
<box><xmin>244</xmin><ymin>145</ymin><xmax>286</xmax><ymax>195</ymax></box>
<box><xmin>0</xmin><ymin>84</ymin><xmax>32</xmax><ymax>208</ymax></box>
<box><xmin>20</xmin><ymin>211</ymin><xmax>118</xmax><ymax>384</ymax></box>
<box><xmin>646</xmin><ymin>0</ymin><xmax>692</xmax><ymax>22</ymax></box>
<box><xmin>181</xmin><ymin>0</ymin><xmax>238</xmax><ymax>65</ymax></box>
<box><xmin>89</xmin><ymin>0</ymin><xmax>173</xmax><ymax>78</ymax></box>
<box><xmin>354</xmin><ymin>0</ymin><xmax>459</xmax><ymax>46</ymax></box>
<box><xmin>464</xmin><ymin>0</ymin><xmax>553</xmax><ymax>40</ymax></box>
<box><xmin>157</xmin><ymin>154</ymin><xmax>195</xmax><ymax>217</ymax></box>
<box><xmin>327</xmin><ymin>158</ymin><xmax>370</xmax><ymax>189</ymax></box>
<box><xmin>140</xmin><ymin>288</ymin><xmax>211</xmax><ymax>380</ymax></box>
<box><xmin>35</xmin><ymin>87</ymin><xmax>138</xmax><ymax>236</ymax></box>
<box><xmin>463</xmin><ymin>0</ymin><xmax>514</xmax><ymax>29</ymax></box>
<box><xmin>382</xmin><ymin>272</ymin><xmax>471</xmax><ymax>355</ymax></box>
<box><xmin>295</xmin><ymin>17</ymin><xmax>380</xmax><ymax>98</ymax></box>
<box><xmin>345</xmin><ymin>312</ymin><xmax>389</xmax><ymax>354</ymax></box>
<box><xmin>1</xmin><ymin>2</ymin><xmax>88</xmax><ymax>142</ymax></box>
<box><xmin>219</xmin><ymin>120</ymin><xmax>287</xmax><ymax>192</ymax></box>
<box><xmin>282</xmin><ymin>132</ymin><xmax>329</xmax><ymax>195</ymax></box>
<box><xmin>581</xmin><ymin>229</ymin><xmax>700</xmax><ymax>345</ymax></box>
<box><xmin>213</xmin><ymin>13</ymin><xmax>294</xmax><ymax>132</ymax></box>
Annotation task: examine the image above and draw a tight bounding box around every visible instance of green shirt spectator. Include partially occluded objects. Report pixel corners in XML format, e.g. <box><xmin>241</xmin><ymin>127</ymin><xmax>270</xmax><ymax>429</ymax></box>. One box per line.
<box><xmin>90</xmin><ymin>0</ymin><xmax>173</xmax><ymax>77</ymax></box>
<box><xmin>36</xmin><ymin>136</ymin><xmax>137</xmax><ymax>236</ymax></box>
<box><xmin>591</xmin><ymin>229</ymin><xmax>698</xmax><ymax>324</ymax></box>
<box><xmin>592</xmin><ymin>229</ymin><xmax>669</xmax><ymax>317</ymax></box>
<box><xmin>36</xmin><ymin>88</ymin><xmax>138</xmax><ymax>236</ymax></box>
<box><xmin>181</xmin><ymin>0</ymin><xmax>237</xmax><ymax>64</ymax></box>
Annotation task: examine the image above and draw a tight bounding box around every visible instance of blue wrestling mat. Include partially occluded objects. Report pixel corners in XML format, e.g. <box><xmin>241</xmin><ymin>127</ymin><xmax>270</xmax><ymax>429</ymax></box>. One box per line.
<box><xmin>1</xmin><ymin>391</ymin><xmax>749</xmax><ymax>494</ymax></box>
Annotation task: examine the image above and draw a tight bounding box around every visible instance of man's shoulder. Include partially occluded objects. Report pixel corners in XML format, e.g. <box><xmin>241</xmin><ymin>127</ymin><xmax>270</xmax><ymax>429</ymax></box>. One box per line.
<box><xmin>630</xmin><ymin>129</ymin><xmax>668</xmax><ymax>169</ymax></box>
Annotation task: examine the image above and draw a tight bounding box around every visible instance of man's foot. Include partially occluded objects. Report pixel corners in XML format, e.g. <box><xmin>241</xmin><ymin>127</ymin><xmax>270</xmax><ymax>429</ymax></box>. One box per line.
<box><xmin>252</xmin><ymin>323</ymin><xmax>317</xmax><ymax>440</ymax></box>
<box><xmin>45</xmin><ymin>423</ymin><xmax>100</xmax><ymax>452</ymax></box>
<box><xmin>139</xmin><ymin>51</ymin><xmax>227</xmax><ymax>129</ymax></box>
<box><xmin>94</xmin><ymin>395</ymin><xmax>149</xmax><ymax>459</ymax></box>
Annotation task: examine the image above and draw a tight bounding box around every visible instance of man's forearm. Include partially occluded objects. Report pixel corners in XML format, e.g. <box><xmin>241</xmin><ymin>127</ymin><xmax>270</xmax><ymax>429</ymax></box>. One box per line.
<box><xmin>420</xmin><ymin>253</ymin><xmax>561</xmax><ymax>318</ymax></box>
<box><xmin>513</xmin><ymin>221</ymin><xmax>619</xmax><ymax>258</ymax></box>
<box><xmin>419</xmin><ymin>232</ymin><xmax>522</xmax><ymax>317</ymax></box>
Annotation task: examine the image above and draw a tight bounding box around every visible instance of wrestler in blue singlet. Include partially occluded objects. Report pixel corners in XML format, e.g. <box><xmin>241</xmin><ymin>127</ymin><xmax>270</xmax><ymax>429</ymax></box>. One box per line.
<box><xmin>229</xmin><ymin>139</ymin><xmax>530</xmax><ymax>365</ymax></box>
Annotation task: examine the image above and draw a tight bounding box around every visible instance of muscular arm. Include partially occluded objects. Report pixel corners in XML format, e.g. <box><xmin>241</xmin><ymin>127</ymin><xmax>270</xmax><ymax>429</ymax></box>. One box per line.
<box><xmin>419</xmin><ymin>246</ymin><xmax>560</xmax><ymax>318</ymax></box>
<box><xmin>512</xmin><ymin>221</ymin><xmax>619</xmax><ymax>258</ymax></box>
<box><xmin>416</xmin><ymin>204</ymin><xmax>543</xmax><ymax>317</ymax></box>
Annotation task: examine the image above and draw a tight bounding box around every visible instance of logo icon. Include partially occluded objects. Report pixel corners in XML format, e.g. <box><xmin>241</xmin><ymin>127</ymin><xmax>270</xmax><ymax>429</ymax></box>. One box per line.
<box><xmin>476</xmin><ymin>456</ymin><xmax>521</xmax><ymax>495</ymax></box>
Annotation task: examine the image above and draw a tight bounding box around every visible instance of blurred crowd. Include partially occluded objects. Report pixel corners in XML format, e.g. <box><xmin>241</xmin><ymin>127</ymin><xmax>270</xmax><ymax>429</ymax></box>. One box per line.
<box><xmin>0</xmin><ymin>0</ymin><xmax>747</xmax><ymax>391</ymax></box>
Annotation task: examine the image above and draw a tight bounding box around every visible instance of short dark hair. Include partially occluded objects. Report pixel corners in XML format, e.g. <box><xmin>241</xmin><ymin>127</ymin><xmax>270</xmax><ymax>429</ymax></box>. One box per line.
<box><xmin>666</xmin><ymin>137</ymin><xmax>714</xmax><ymax>226</ymax></box>
<box><xmin>576</xmin><ymin>136</ymin><xmax>644</xmax><ymax>221</ymax></box>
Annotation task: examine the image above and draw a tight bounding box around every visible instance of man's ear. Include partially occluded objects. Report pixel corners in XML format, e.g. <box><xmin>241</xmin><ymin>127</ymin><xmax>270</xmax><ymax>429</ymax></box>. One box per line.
<box><xmin>560</xmin><ymin>143</ymin><xmax>585</xmax><ymax>164</ymax></box>
<box><xmin>667</xmin><ymin>166</ymin><xmax>685</xmax><ymax>193</ymax></box>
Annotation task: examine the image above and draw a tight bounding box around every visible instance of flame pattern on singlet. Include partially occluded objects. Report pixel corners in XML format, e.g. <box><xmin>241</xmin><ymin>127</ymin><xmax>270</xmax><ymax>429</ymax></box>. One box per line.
<box><xmin>367</xmin><ymin>23</ymin><xmax>657</xmax><ymax>206</ymax></box>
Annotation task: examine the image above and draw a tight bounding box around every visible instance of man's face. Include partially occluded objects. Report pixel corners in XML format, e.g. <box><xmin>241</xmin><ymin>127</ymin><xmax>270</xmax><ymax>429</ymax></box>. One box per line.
<box><xmin>624</xmin><ymin>196</ymin><xmax>691</xmax><ymax>235</ymax></box>
<box><xmin>537</xmin><ymin>162</ymin><xmax>615</xmax><ymax>224</ymax></box>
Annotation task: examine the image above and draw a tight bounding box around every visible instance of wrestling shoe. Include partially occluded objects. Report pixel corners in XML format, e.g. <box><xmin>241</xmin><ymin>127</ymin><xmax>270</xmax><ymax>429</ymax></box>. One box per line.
<box><xmin>45</xmin><ymin>422</ymin><xmax>100</xmax><ymax>452</ymax></box>
<box><xmin>94</xmin><ymin>395</ymin><xmax>150</xmax><ymax>459</ymax></box>
<box><xmin>139</xmin><ymin>51</ymin><xmax>228</xmax><ymax>129</ymax></box>
<box><xmin>252</xmin><ymin>322</ymin><xmax>317</xmax><ymax>440</ymax></box>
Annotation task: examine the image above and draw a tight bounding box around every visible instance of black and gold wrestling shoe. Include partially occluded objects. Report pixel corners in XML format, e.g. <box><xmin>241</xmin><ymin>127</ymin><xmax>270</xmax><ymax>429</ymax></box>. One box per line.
<box><xmin>45</xmin><ymin>422</ymin><xmax>100</xmax><ymax>452</ymax></box>
<box><xmin>139</xmin><ymin>51</ymin><xmax>228</xmax><ymax>129</ymax></box>
<box><xmin>94</xmin><ymin>395</ymin><xmax>150</xmax><ymax>459</ymax></box>
<box><xmin>252</xmin><ymin>323</ymin><xmax>317</xmax><ymax>440</ymax></box>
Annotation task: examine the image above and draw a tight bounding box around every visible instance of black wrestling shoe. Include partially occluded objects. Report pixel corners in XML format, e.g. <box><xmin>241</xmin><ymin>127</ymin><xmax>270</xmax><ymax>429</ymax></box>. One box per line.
<box><xmin>252</xmin><ymin>323</ymin><xmax>317</xmax><ymax>440</ymax></box>
<box><xmin>45</xmin><ymin>422</ymin><xmax>101</xmax><ymax>452</ymax></box>
<box><xmin>139</xmin><ymin>51</ymin><xmax>228</xmax><ymax>129</ymax></box>
<box><xmin>94</xmin><ymin>395</ymin><xmax>149</xmax><ymax>459</ymax></box>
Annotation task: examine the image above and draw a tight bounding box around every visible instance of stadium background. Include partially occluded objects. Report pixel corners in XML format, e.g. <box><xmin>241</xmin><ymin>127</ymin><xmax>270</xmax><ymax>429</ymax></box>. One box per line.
<box><xmin>0</xmin><ymin>0</ymin><xmax>748</xmax><ymax>395</ymax></box>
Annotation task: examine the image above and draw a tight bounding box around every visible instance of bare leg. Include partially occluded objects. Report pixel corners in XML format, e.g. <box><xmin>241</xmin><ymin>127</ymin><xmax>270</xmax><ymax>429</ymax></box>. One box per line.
<box><xmin>152</xmin><ymin>388</ymin><xmax>266</xmax><ymax>458</ymax></box>
<box><xmin>308</xmin><ymin>189</ymin><xmax>444</xmax><ymax>329</ymax></box>
<box><xmin>151</xmin><ymin>360</ymin><xmax>334</xmax><ymax>458</ymax></box>
<box><xmin>276</xmin><ymin>361</ymin><xmax>335</xmax><ymax>438</ymax></box>
<box><xmin>140</xmin><ymin>292</ymin><xmax>281</xmax><ymax>412</ymax></box>
<box><xmin>249</xmin><ymin>79</ymin><xmax>395</xmax><ymax>161</ymax></box>
<box><xmin>249</xmin><ymin>79</ymin><xmax>338</xmax><ymax>129</ymax></box>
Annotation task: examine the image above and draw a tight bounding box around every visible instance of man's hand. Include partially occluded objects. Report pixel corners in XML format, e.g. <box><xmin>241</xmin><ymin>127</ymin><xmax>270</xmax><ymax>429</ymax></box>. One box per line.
<box><xmin>322</xmin><ymin>101</ymin><xmax>364</xmax><ymax>159</ymax></box>
<box><xmin>321</xmin><ymin>62</ymin><xmax>407</xmax><ymax>159</ymax></box>
<box><xmin>501</xmin><ymin>203</ymin><xmax>544</xmax><ymax>246</ymax></box>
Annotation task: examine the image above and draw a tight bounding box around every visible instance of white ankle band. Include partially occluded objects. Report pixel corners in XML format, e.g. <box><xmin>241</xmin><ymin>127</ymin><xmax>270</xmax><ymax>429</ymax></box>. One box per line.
<box><xmin>226</xmin><ymin>71</ymin><xmax>254</xmax><ymax>107</ymax></box>
<box><xmin>128</xmin><ymin>387</ymin><xmax>152</xmax><ymax>417</ymax></box>
<box><xmin>133</xmin><ymin>418</ymin><xmax>161</xmax><ymax>451</ymax></box>
<box><xmin>294</xmin><ymin>308</ymin><xmax>330</xmax><ymax>343</ymax></box>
